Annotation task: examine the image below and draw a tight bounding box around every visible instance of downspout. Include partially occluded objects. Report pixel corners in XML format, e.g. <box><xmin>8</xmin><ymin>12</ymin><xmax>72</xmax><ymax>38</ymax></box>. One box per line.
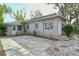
<box><xmin>43</xmin><ymin>20</ymin><xmax>44</xmax><ymax>32</ymax></box>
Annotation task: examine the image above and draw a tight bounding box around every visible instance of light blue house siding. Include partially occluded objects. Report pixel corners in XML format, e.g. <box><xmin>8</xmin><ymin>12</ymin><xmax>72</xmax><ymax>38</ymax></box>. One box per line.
<box><xmin>6</xmin><ymin>14</ymin><xmax>65</xmax><ymax>37</ymax></box>
<box><xmin>25</xmin><ymin>14</ymin><xmax>65</xmax><ymax>37</ymax></box>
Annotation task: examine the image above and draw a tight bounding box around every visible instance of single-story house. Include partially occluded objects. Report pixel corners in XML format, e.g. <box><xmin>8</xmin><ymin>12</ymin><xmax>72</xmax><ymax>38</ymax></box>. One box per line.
<box><xmin>6</xmin><ymin>13</ymin><xmax>66</xmax><ymax>37</ymax></box>
<box><xmin>25</xmin><ymin>13</ymin><xmax>66</xmax><ymax>37</ymax></box>
<box><xmin>6</xmin><ymin>21</ymin><xmax>24</xmax><ymax>35</ymax></box>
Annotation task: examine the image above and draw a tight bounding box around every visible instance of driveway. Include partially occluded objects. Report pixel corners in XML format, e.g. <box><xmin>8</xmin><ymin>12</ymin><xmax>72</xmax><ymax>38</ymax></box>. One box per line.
<box><xmin>0</xmin><ymin>35</ymin><xmax>79</xmax><ymax>56</ymax></box>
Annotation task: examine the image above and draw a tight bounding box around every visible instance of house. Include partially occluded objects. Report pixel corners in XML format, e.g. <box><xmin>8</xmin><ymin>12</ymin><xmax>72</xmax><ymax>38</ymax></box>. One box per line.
<box><xmin>25</xmin><ymin>13</ymin><xmax>66</xmax><ymax>37</ymax></box>
<box><xmin>6</xmin><ymin>21</ymin><xmax>24</xmax><ymax>35</ymax></box>
<box><xmin>6</xmin><ymin>13</ymin><xmax>66</xmax><ymax>37</ymax></box>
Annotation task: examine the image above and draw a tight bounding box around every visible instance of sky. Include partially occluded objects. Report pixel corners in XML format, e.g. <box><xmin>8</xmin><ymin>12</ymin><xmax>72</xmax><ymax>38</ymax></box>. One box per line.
<box><xmin>4</xmin><ymin>3</ymin><xmax>59</xmax><ymax>23</ymax></box>
<box><xmin>4</xmin><ymin>3</ymin><xmax>27</xmax><ymax>23</ymax></box>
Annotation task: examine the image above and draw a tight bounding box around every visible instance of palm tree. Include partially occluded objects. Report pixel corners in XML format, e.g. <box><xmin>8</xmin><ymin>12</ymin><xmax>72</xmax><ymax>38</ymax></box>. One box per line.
<box><xmin>1</xmin><ymin>4</ymin><xmax>12</xmax><ymax>18</ymax></box>
<box><xmin>11</xmin><ymin>10</ymin><xmax>27</xmax><ymax>33</ymax></box>
<box><xmin>12</xmin><ymin>10</ymin><xmax>26</xmax><ymax>21</ymax></box>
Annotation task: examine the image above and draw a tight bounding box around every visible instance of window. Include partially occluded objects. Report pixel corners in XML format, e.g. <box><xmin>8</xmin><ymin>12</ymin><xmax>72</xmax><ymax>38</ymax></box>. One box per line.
<box><xmin>27</xmin><ymin>24</ymin><xmax>29</xmax><ymax>29</ymax></box>
<box><xmin>13</xmin><ymin>26</ymin><xmax>15</xmax><ymax>30</ymax></box>
<box><xmin>44</xmin><ymin>22</ymin><xmax>53</xmax><ymax>29</ymax></box>
<box><xmin>35</xmin><ymin>23</ymin><xmax>38</xmax><ymax>29</ymax></box>
<box><xmin>18</xmin><ymin>25</ymin><xmax>22</xmax><ymax>31</ymax></box>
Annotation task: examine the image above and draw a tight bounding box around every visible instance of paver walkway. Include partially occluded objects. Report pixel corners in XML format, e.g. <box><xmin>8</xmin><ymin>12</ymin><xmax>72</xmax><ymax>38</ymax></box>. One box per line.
<box><xmin>0</xmin><ymin>35</ymin><xmax>52</xmax><ymax>56</ymax></box>
<box><xmin>0</xmin><ymin>37</ymin><xmax>32</xmax><ymax>56</ymax></box>
<box><xmin>0</xmin><ymin>35</ymin><xmax>79</xmax><ymax>56</ymax></box>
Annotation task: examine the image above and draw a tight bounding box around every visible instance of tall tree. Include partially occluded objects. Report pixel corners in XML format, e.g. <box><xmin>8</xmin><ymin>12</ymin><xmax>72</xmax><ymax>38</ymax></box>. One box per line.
<box><xmin>0</xmin><ymin>4</ymin><xmax>12</xmax><ymax>23</ymax></box>
<box><xmin>11</xmin><ymin>10</ymin><xmax>27</xmax><ymax>33</ymax></box>
<box><xmin>0</xmin><ymin>4</ymin><xmax>12</xmax><ymax>35</ymax></box>
<box><xmin>0</xmin><ymin>4</ymin><xmax>12</xmax><ymax>19</ymax></box>
<box><xmin>72</xmin><ymin>4</ymin><xmax>79</xmax><ymax>25</ymax></box>
<box><xmin>3</xmin><ymin>4</ymin><xmax>12</xmax><ymax>15</ymax></box>
<box><xmin>0</xmin><ymin>5</ymin><xmax>4</xmax><ymax>27</ymax></box>
<box><xmin>30</xmin><ymin>10</ymin><xmax>43</xmax><ymax>19</ymax></box>
<box><xmin>12</xmin><ymin>10</ymin><xmax>26</xmax><ymax>21</ymax></box>
<box><xmin>47</xmin><ymin>3</ymin><xmax>73</xmax><ymax>24</ymax></box>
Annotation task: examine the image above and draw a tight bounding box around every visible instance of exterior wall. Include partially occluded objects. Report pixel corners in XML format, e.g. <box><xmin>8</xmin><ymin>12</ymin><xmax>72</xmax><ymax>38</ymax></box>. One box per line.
<box><xmin>43</xmin><ymin>18</ymin><xmax>61</xmax><ymax>37</ymax></box>
<box><xmin>43</xmin><ymin>19</ymin><xmax>54</xmax><ymax>37</ymax></box>
<box><xmin>54</xmin><ymin>18</ymin><xmax>62</xmax><ymax>36</ymax></box>
<box><xmin>6</xmin><ymin>17</ymin><xmax>63</xmax><ymax>37</ymax></box>
<box><xmin>26</xmin><ymin>22</ymin><xmax>35</xmax><ymax>34</ymax></box>
<box><xmin>57</xmin><ymin>18</ymin><xmax>62</xmax><ymax>35</ymax></box>
<box><xmin>6</xmin><ymin>25</ymin><xmax>24</xmax><ymax>35</ymax></box>
<box><xmin>25</xmin><ymin>21</ymin><xmax>44</xmax><ymax>35</ymax></box>
<box><xmin>25</xmin><ymin>17</ymin><xmax>63</xmax><ymax>37</ymax></box>
<box><xmin>6</xmin><ymin>26</ymin><xmax>16</xmax><ymax>35</ymax></box>
<box><xmin>6</xmin><ymin>26</ymin><xmax>11</xmax><ymax>35</ymax></box>
<box><xmin>16</xmin><ymin>26</ymin><xmax>24</xmax><ymax>34</ymax></box>
<box><xmin>34</xmin><ymin>21</ymin><xmax>44</xmax><ymax>36</ymax></box>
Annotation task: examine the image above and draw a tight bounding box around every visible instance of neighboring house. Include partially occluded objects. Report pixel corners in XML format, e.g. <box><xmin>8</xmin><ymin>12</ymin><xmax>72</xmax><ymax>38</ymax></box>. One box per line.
<box><xmin>6</xmin><ymin>13</ymin><xmax>66</xmax><ymax>37</ymax></box>
<box><xmin>6</xmin><ymin>21</ymin><xmax>24</xmax><ymax>35</ymax></box>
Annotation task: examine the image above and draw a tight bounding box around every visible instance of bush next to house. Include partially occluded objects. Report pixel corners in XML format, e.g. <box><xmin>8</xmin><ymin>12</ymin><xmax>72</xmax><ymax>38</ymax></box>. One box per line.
<box><xmin>63</xmin><ymin>24</ymin><xmax>73</xmax><ymax>37</ymax></box>
<box><xmin>0</xmin><ymin>25</ymin><xmax>7</xmax><ymax>36</ymax></box>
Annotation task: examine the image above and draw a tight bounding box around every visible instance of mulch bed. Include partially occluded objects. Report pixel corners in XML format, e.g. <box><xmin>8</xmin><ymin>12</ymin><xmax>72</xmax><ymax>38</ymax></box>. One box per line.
<box><xmin>0</xmin><ymin>40</ymin><xmax>6</xmax><ymax>56</ymax></box>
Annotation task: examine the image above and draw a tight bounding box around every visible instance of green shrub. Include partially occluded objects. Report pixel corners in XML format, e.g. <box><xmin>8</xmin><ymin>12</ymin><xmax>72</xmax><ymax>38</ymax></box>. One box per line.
<box><xmin>63</xmin><ymin>24</ymin><xmax>73</xmax><ymax>37</ymax></box>
<box><xmin>0</xmin><ymin>25</ymin><xmax>7</xmax><ymax>36</ymax></box>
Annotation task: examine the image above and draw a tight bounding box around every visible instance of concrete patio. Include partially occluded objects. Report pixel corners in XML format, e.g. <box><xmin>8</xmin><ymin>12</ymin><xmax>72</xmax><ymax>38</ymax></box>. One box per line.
<box><xmin>0</xmin><ymin>35</ymin><xmax>79</xmax><ymax>56</ymax></box>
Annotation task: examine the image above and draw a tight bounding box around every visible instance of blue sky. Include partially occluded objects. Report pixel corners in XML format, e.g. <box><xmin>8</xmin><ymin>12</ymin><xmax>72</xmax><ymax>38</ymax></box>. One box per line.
<box><xmin>4</xmin><ymin>3</ymin><xmax>58</xmax><ymax>23</ymax></box>
<box><xmin>4</xmin><ymin>3</ymin><xmax>27</xmax><ymax>23</ymax></box>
